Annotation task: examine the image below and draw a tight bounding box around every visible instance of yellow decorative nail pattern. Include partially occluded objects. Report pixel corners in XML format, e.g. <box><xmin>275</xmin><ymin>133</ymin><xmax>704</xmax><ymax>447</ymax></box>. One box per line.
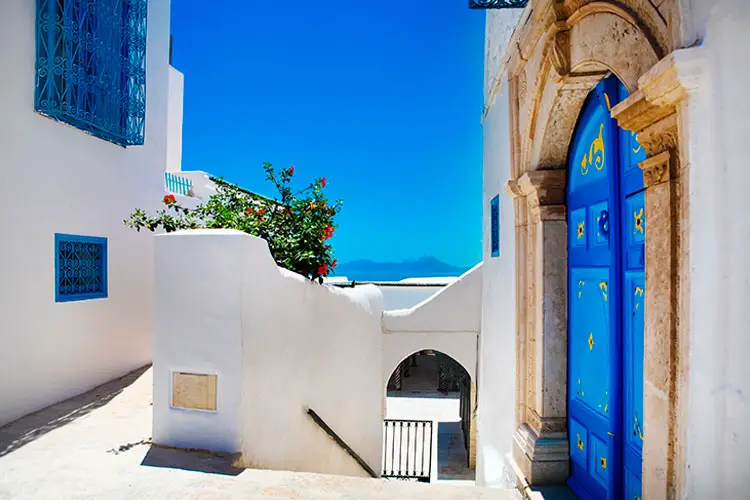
<box><xmin>634</xmin><ymin>208</ymin><xmax>644</xmax><ymax>234</ymax></box>
<box><xmin>577</xmin><ymin>434</ymin><xmax>584</xmax><ymax>451</ymax></box>
<box><xmin>588</xmin><ymin>332</ymin><xmax>594</xmax><ymax>351</ymax></box>
<box><xmin>580</xmin><ymin>123</ymin><xmax>605</xmax><ymax>175</ymax></box>
<box><xmin>600</xmin><ymin>457</ymin><xmax>607</xmax><ymax>469</ymax></box>
<box><xmin>577</xmin><ymin>221</ymin><xmax>585</xmax><ymax>239</ymax></box>
<box><xmin>599</xmin><ymin>281</ymin><xmax>608</xmax><ymax>301</ymax></box>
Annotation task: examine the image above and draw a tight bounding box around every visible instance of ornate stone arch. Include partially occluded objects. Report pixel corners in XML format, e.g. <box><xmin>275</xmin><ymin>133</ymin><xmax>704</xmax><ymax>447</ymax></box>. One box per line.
<box><xmin>504</xmin><ymin>1</ymin><xmax>689</xmax><ymax>494</ymax></box>
<box><xmin>529</xmin><ymin>5</ymin><xmax>661</xmax><ymax>170</ymax></box>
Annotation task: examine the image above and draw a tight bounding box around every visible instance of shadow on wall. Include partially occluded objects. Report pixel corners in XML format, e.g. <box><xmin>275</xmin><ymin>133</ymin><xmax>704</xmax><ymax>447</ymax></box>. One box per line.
<box><xmin>0</xmin><ymin>364</ymin><xmax>151</xmax><ymax>457</ymax></box>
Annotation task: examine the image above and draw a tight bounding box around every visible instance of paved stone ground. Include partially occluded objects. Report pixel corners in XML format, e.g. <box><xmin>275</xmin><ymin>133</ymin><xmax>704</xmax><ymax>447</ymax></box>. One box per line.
<box><xmin>0</xmin><ymin>366</ymin><xmax>521</xmax><ymax>500</ymax></box>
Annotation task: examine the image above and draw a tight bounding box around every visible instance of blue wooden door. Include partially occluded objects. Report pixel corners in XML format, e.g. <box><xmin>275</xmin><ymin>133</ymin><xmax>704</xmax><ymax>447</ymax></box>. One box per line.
<box><xmin>566</xmin><ymin>76</ymin><xmax>645</xmax><ymax>500</ymax></box>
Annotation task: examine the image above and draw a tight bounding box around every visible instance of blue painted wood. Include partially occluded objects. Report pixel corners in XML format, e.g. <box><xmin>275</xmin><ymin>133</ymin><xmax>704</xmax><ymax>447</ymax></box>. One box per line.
<box><xmin>490</xmin><ymin>195</ymin><xmax>500</xmax><ymax>257</ymax></box>
<box><xmin>566</xmin><ymin>76</ymin><xmax>645</xmax><ymax>500</ymax></box>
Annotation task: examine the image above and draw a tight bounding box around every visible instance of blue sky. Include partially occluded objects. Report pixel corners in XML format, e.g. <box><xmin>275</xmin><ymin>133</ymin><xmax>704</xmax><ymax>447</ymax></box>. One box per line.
<box><xmin>171</xmin><ymin>2</ymin><xmax>486</xmax><ymax>268</ymax></box>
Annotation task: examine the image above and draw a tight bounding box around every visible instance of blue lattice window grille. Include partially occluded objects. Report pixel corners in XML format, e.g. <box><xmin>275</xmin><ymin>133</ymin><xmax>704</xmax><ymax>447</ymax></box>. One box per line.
<box><xmin>490</xmin><ymin>195</ymin><xmax>500</xmax><ymax>258</ymax></box>
<box><xmin>35</xmin><ymin>0</ymin><xmax>148</xmax><ymax>147</ymax></box>
<box><xmin>469</xmin><ymin>0</ymin><xmax>528</xmax><ymax>8</ymax></box>
<box><xmin>55</xmin><ymin>234</ymin><xmax>108</xmax><ymax>302</ymax></box>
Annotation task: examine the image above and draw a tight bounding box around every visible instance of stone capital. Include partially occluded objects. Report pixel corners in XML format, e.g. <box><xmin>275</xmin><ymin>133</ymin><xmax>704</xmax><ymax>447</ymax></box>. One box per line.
<box><xmin>640</xmin><ymin>150</ymin><xmax>672</xmax><ymax>188</ymax></box>
<box><xmin>515</xmin><ymin>170</ymin><xmax>566</xmax><ymax>209</ymax></box>
<box><xmin>531</xmin><ymin>204</ymin><xmax>566</xmax><ymax>224</ymax></box>
<box><xmin>637</xmin><ymin>113</ymin><xmax>679</xmax><ymax>157</ymax></box>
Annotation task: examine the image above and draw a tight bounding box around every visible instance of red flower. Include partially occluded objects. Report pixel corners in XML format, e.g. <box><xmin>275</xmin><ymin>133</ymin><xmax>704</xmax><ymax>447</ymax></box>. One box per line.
<box><xmin>331</xmin><ymin>258</ymin><xmax>338</xmax><ymax>269</ymax></box>
<box><xmin>258</xmin><ymin>207</ymin><xmax>265</xmax><ymax>215</ymax></box>
<box><xmin>323</xmin><ymin>224</ymin><xmax>334</xmax><ymax>240</ymax></box>
<box><xmin>163</xmin><ymin>194</ymin><xmax>176</xmax><ymax>204</ymax></box>
<box><xmin>317</xmin><ymin>263</ymin><xmax>328</xmax><ymax>276</ymax></box>
<box><xmin>288</xmin><ymin>165</ymin><xmax>295</xmax><ymax>175</ymax></box>
<box><xmin>321</xmin><ymin>177</ymin><xmax>327</xmax><ymax>188</ymax></box>
<box><xmin>246</xmin><ymin>207</ymin><xmax>253</xmax><ymax>214</ymax></box>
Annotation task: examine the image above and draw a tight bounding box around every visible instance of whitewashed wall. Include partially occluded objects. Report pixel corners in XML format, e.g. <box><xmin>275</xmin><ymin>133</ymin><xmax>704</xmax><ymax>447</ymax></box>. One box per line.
<box><xmin>382</xmin><ymin>265</ymin><xmax>482</xmax><ymax>387</ymax></box>
<box><xmin>0</xmin><ymin>0</ymin><xmax>170</xmax><ymax>426</ymax></box>
<box><xmin>379</xmin><ymin>282</ymin><xmax>451</xmax><ymax>311</ymax></box>
<box><xmin>153</xmin><ymin>230</ymin><xmax>385</xmax><ymax>477</ymax></box>
<box><xmin>166</xmin><ymin>66</ymin><xmax>184</xmax><ymax>173</ymax></box>
<box><xmin>476</xmin><ymin>73</ymin><xmax>518</xmax><ymax>489</ymax></box>
<box><xmin>683</xmin><ymin>0</ymin><xmax>750</xmax><ymax>496</ymax></box>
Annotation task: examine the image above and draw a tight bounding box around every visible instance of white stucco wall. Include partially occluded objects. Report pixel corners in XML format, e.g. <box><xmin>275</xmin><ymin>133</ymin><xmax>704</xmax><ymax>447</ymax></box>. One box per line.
<box><xmin>378</xmin><ymin>284</ymin><xmax>449</xmax><ymax>311</ymax></box>
<box><xmin>0</xmin><ymin>0</ymin><xmax>170</xmax><ymax>426</ymax></box>
<box><xmin>382</xmin><ymin>264</ymin><xmax>482</xmax><ymax>386</ymax></box>
<box><xmin>476</xmin><ymin>75</ymin><xmax>518</xmax><ymax>488</ymax></box>
<box><xmin>166</xmin><ymin>66</ymin><xmax>184</xmax><ymax>173</ymax></box>
<box><xmin>683</xmin><ymin>0</ymin><xmax>750</xmax><ymax>496</ymax></box>
<box><xmin>153</xmin><ymin>230</ymin><xmax>385</xmax><ymax>477</ymax></box>
<box><xmin>484</xmin><ymin>9</ymin><xmax>524</xmax><ymax>103</ymax></box>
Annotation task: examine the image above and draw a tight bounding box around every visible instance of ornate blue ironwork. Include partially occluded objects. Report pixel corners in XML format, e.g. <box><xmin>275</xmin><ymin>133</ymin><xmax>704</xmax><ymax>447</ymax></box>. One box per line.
<box><xmin>55</xmin><ymin>234</ymin><xmax>108</xmax><ymax>302</ymax></box>
<box><xmin>469</xmin><ymin>0</ymin><xmax>529</xmax><ymax>8</ymax></box>
<box><xmin>35</xmin><ymin>0</ymin><xmax>147</xmax><ymax>146</ymax></box>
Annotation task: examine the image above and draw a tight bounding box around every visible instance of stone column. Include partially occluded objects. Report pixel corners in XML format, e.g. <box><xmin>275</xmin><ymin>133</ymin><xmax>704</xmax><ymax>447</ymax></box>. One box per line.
<box><xmin>507</xmin><ymin>169</ymin><xmax>570</xmax><ymax>484</ymax></box>
<box><xmin>611</xmin><ymin>49</ymin><xmax>699</xmax><ymax>500</ymax></box>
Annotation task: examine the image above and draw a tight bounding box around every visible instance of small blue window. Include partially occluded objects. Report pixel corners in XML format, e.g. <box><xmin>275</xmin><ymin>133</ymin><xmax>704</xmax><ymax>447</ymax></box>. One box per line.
<box><xmin>490</xmin><ymin>195</ymin><xmax>500</xmax><ymax>258</ymax></box>
<box><xmin>55</xmin><ymin>234</ymin><xmax>108</xmax><ymax>302</ymax></box>
<box><xmin>35</xmin><ymin>0</ymin><xmax>148</xmax><ymax>146</ymax></box>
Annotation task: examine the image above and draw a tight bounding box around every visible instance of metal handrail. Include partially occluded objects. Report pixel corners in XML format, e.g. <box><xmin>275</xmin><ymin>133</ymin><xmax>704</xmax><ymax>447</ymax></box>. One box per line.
<box><xmin>306</xmin><ymin>408</ymin><xmax>378</xmax><ymax>478</ymax></box>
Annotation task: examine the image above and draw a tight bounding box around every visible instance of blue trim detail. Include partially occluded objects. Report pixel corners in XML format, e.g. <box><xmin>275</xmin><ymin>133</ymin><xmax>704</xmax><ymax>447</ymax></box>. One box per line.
<box><xmin>490</xmin><ymin>195</ymin><xmax>500</xmax><ymax>258</ymax></box>
<box><xmin>35</xmin><ymin>0</ymin><xmax>148</xmax><ymax>147</ymax></box>
<box><xmin>54</xmin><ymin>233</ymin><xmax>108</xmax><ymax>302</ymax></box>
<box><xmin>165</xmin><ymin>172</ymin><xmax>193</xmax><ymax>196</ymax></box>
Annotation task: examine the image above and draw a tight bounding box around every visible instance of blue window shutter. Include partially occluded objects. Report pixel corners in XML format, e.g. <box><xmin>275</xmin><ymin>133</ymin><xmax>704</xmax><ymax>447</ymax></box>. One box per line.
<box><xmin>35</xmin><ymin>0</ymin><xmax>147</xmax><ymax>146</ymax></box>
<box><xmin>55</xmin><ymin>234</ymin><xmax>108</xmax><ymax>302</ymax></box>
<box><xmin>490</xmin><ymin>195</ymin><xmax>500</xmax><ymax>258</ymax></box>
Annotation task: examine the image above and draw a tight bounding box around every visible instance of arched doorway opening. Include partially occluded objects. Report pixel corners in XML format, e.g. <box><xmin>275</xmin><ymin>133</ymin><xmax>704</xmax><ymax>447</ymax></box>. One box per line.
<box><xmin>566</xmin><ymin>74</ymin><xmax>646</xmax><ymax>499</ymax></box>
<box><xmin>382</xmin><ymin>350</ymin><xmax>475</xmax><ymax>484</ymax></box>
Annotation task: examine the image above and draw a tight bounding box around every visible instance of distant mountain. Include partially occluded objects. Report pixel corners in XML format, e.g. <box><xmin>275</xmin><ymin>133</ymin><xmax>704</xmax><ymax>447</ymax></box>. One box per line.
<box><xmin>334</xmin><ymin>257</ymin><xmax>471</xmax><ymax>282</ymax></box>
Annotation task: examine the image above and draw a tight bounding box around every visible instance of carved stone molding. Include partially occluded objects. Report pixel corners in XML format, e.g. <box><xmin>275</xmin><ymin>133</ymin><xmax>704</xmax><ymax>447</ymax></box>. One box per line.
<box><xmin>527</xmin><ymin>409</ymin><xmax>567</xmax><ymax>435</ymax></box>
<box><xmin>611</xmin><ymin>51</ymin><xmax>690</xmax><ymax>137</ymax></box>
<box><xmin>639</xmin><ymin>150</ymin><xmax>671</xmax><ymax>188</ymax></box>
<box><xmin>505</xmin><ymin>179</ymin><xmax>524</xmax><ymax>199</ymax></box>
<box><xmin>548</xmin><ymin>29</ymin><xmax>570</xmax><ymax>79</ymax></box>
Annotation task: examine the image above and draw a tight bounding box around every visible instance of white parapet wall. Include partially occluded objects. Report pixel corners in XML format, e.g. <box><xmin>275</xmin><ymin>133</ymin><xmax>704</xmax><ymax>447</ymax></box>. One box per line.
<box><xmin>153</xmin><ymin>229</ymin><xmax>384</xmax><ymax>477</ymax></box>
<box><xmin>382</xmin><ymin>264</ymin><xmax>482</xmax><ymax>385</ymax></box>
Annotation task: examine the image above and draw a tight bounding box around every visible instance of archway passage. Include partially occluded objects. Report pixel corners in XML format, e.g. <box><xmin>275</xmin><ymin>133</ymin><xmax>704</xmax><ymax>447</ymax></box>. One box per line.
<box><xmin>567</xmin><ymin>75</ymin><xmax>646</xmax><ymax>500</ymax></box>
<box><xmin>383</xmin><ymin>351</ymin><xmax>475</xmax><ymax>484</ymax></box>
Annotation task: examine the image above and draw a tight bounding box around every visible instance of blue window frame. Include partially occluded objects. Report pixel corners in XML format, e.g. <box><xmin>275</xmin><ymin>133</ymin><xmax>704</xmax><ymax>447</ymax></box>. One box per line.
<box><xmin>490</xmin><ymin>195</ymin><xmax>500</xmax><ymax>258</ymax></box>
<box><xmin>35</xmin><ymin>0</ymin><xmax>148</xmax><ymax>146</ymax></box>
<box><xmin>55</xmin><ymin>234</ymin><xmax>108</xmax><ymax>302</ymax></box>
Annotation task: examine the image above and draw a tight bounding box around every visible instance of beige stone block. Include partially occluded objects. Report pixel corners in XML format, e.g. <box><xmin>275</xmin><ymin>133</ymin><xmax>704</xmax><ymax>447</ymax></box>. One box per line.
<box><xmin>172</xmin><ymin>372</ymin><xmax>218</xmax><ymax>411</ymax></box>
<box><xmin>643</xmin><ymin>383</ymin><xmax>669</xmax><ymax>500</ymax></box>
<box><xmin>644</xmin><ymin>181</ymin><xmax>672</xmax><ymax>394</ymax></box>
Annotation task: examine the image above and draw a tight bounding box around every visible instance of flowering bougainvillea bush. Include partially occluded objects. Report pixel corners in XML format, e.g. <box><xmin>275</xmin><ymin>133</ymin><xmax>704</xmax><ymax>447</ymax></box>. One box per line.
<box><xmin>125</xmin><ymin>162</ymin><xmax>342</xmax><ymax>281</ymax></box>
